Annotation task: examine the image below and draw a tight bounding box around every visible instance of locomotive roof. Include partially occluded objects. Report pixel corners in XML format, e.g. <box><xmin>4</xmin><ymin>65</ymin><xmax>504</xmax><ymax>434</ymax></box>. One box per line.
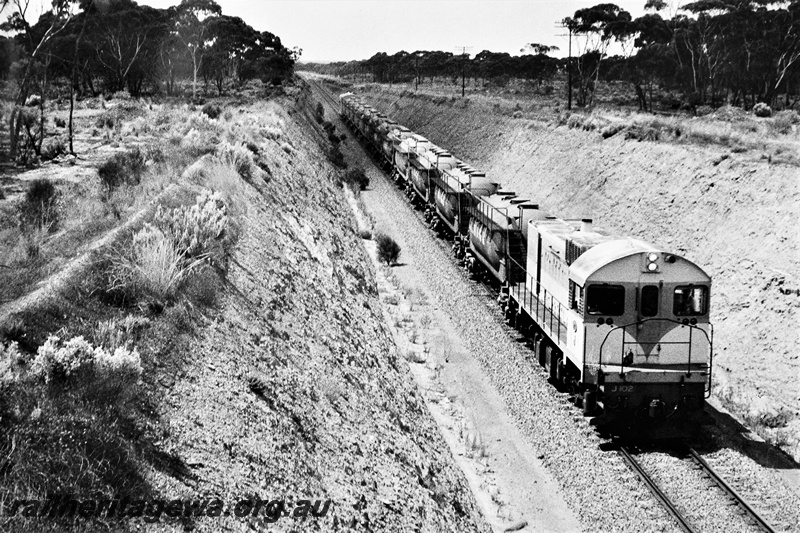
<box><xmin>570</xmin><ymin>238</ymin><xmax>711</xmax><ymax>285</ymax></box>
<box><xmin>570</xmin><ymin>238</ymin><xmax>657</xmax><ymax>284</ymax></box>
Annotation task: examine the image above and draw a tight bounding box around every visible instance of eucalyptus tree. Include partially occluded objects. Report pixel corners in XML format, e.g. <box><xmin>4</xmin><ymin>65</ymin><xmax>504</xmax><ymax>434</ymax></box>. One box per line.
<box><xmin>563</xmin><ymin>3</ymin><xmax>632</xmax><ymax>107</ymax></box>
<box><xmin>1</xmin><ymin>0</ymin><xmax>76</xmax><ymax>160</ymax></box>
<box><xmin>173</xmin><ymin>0</ymin><xmax>220</xmax><ymax>100</ymax></box>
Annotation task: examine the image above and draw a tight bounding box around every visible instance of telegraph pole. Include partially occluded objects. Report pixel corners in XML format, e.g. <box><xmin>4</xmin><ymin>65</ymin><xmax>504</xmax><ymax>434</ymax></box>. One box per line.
<box><xmin>454</xmin><ymin>46</ymin><xmax>473</xmax><ymax>97</ymax></box>
<box><xmin>555</xmin><ymin>23</ymin><xmax>573</xmax><ymax>110</ymax></box>
<box><xmin>567</xmin><ymin>25</ymin><xmax>573</xmax><ymax>110</ymax></box>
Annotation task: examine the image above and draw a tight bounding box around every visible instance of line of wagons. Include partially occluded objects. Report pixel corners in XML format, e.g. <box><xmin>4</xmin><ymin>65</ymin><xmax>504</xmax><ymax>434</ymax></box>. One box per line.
<box><xmin>339</xmin><ymin>91</ymin><xmax>714</xmax><ymax>435</ymax></box>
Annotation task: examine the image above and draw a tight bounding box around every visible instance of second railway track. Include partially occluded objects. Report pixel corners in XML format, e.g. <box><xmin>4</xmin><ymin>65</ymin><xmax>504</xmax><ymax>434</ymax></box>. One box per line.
<box><xmin>618</xmin><ymin>443</ymin><xmax>777</xmax><ymax>533</ymax></box>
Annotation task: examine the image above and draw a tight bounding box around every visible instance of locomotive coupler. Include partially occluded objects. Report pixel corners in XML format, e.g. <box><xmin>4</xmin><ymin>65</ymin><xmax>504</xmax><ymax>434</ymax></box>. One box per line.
<box><xmin>648</xmin><ymin>399</ymin><xmax>665</xmax><ymax>419</ymax></box>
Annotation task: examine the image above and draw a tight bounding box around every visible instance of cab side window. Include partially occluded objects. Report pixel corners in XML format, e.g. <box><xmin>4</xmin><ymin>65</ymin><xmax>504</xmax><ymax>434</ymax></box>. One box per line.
<box><xmin>673</xmin><ymin>286</ymin><xmax>708</xmax><ymax>316</ymax></box>
<box><xmin>586</xmin><ymin>285</ymin><xmax>625</xmax><ymax>316</ymax></box>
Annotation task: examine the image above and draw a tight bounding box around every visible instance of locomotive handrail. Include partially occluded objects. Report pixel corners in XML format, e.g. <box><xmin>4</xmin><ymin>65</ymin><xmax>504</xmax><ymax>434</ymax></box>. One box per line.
<box><xmin>595</xmin><ymin>318</ymin><xmax>713</xmax><ymax>378</ymax></box>
<box><xmin>506</xmin><ymin>256</ymin><xmax>569</xmax><ymax>346</ymax></box>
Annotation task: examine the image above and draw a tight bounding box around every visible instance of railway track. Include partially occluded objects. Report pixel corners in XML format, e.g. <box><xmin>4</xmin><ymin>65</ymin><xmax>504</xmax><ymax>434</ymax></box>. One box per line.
<box><xmin>684</xmin><ymin>447</ymin><xmax>777</xmax><ymax>533</ymax></box>
<box><xmin>305</xmin><ymin>74</ymin><xmax>786</xmax><ymax>533</ymax></box>
<box><xmin>618</xmin><ymin>444</ymin><xmax>777</xmax><ymax>533</ymax></box>
<box><xmin>618</xmin><ymin>445</ymin><xmax>698</xmax><ymax>533</ymax></box>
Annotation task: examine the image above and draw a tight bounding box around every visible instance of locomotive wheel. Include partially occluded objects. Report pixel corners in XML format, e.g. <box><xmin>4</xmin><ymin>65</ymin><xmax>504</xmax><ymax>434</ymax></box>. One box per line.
<box><xmin>537</xmin><ymin>336</ymin><xmax>547</xmax><ymax>367</ymax></box>
<box><xmin>556</xmin><ymin>358</ymin><xmax>566</xmax><ymax>384</ymax></box>
<box><xmin>548</xmin><ymin>349</ymin><xmax>560</xmax><ymax>383</ymax></box>
<box><xmin>583</xmin><ymin>390</ymin><xmax>597</xmax><ymax>416</ymax></box>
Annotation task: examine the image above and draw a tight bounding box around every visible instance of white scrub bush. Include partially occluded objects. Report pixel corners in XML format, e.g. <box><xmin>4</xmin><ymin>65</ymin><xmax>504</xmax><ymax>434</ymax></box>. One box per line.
<box><xmin>152</xmin><ymin>189</ymin><xmax>228</xmax><ymax>259</ymax></box>
<box><xmin>30</xmin><ymin>335</ymin><xmax>142</xmax><ymax>384</ymax></box>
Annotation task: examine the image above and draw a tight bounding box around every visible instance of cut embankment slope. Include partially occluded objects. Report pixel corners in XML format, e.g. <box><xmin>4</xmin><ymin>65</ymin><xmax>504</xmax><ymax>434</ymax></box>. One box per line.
<box><xmin>356</xmin><ymin>87</ymin><xmax>800</xmax><ymax>459</ymax></box>
<box><xmin>0</xmin><ymin>95</ymin><xmax>488</xmax><ymax>532</ymax></box>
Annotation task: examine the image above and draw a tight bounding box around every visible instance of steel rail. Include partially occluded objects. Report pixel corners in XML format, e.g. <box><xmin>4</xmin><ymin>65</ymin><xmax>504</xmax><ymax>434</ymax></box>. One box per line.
<box><xmin>686</xmin><ymin>447</ymin><xmax>776</xmax><ymax>533</ymax></box>
<box><xmin>618</xmin><ymin>445</ymin><xmax>698</xmax><ymax>533</ymax></box>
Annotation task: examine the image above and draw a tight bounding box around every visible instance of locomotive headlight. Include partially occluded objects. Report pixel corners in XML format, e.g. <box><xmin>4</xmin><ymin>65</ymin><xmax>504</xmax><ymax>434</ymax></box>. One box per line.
<box><xmin>645</xmin><ymin>252</ymin><xmax>659</xmax><ymax>272</ymax></box>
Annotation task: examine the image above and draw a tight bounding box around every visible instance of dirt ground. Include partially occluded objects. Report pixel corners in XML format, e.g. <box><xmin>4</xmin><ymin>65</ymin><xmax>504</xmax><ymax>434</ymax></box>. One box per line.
<box><xmin>349</xmin><ymin>85</ymin><xmax>800</xmax><ymax>463</ymax></box>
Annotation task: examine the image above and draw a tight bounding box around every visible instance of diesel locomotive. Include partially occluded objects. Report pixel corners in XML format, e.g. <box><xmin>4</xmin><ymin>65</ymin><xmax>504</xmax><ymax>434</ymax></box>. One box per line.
<box><xmin>339</xmin><ymin>92</ymin><xmax>713</xmax><ymax>435</ymax></box>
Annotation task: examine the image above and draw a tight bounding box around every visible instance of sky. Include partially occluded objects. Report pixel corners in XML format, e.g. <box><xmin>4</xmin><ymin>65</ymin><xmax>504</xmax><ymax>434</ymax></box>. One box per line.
<box><xmin>135</xmin><ymin>0</ymin><xmax>651</xmax><ymax>63</ymax></box>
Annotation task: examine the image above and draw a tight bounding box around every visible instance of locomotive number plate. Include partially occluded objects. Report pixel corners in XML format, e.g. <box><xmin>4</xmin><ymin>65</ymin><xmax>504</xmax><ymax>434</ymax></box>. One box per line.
<box><xmin>609</xmin><ymin>385</ymin><xmax>634</xmax><ymax>393</ymax></box>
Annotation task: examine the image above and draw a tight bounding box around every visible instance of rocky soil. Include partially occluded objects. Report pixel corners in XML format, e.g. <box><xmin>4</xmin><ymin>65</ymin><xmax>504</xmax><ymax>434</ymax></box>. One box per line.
<box><xmin>0</xmin><ymin>93</ymin><xmax>489</xmax><ymax>532</ymax></box>
<box><xmin>139</xmin><ymin>96</ymin><xmax>495</xmax><ymax>532</ymax></box>
<box><xmin>346</xmin><ymin>84</ymin><xmax>800</xmax><ymax>462</ymax></box>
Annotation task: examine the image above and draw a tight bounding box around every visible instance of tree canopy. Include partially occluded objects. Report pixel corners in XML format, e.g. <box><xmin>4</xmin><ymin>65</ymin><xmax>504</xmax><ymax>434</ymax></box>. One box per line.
<box><xmin>302</xmin><ymin>1</ymin><xmax>800</xmax><ymax>112</ymax></box>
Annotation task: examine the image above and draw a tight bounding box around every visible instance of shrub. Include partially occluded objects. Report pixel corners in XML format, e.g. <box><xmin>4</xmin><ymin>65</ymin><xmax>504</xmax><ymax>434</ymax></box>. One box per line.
<box><xmin>19</xmin><ymin>178</ymin><xmax>58</xmax><ymax>231</ymax></box>
<box><xmin>375</xmin><ymin>233</ymin><xmax>401</xmax><ymax>266</ymax></box>
<box><xmin>343</xmin><ymin>167</ymin><xmax>369</xmax><ymax>192</ymax></box>
<box><xmin>566</xmin><ymin>114</ymin><xmax>586</xmax><ymax>129</ymax></box>
<box><xmin>1</xmin><ymin>341</ymin><xmax>21</xmax><ymax>382</ymax></box>
<box><xmin>109</xmin><ymin>225</ymin><xmax>193</xmax><ymax>301</ymax></box>
<box><xmin>201</xmin><ymin>103</ymin><xmax>222</xmax><ymax>119</ymax></box>
<box><xmin>95</xmin><ymin>115</ymin><xmax>116</xmax><ymax>129</ymax></box>
<box><xmin>183</xmin><ymin>264</ymin><xmax>219</xmax><ymax>306</ymax></box>
<box><xmin>94</xmin><ymin>315</ymin><xmax>150</xmax><ymax>351</ymax></box>
<box><xmin>601</xmin><ymin>123</ymin><xmax>625</xmax><ymax>139</ymax></box>
<box><xmin>323</xmin><ymin>120</ymin><xmax>338</xmax><ymax>144</ymax></box>
<box><xmin>770</xmin><ymin>110</ymin><xmax>799</xmax><ymax>135</ymax></box>
<box><xmin>215</xmin><ymin>142</ymin><xmax>259</xmax><ymax>181</ymax></box>
<box><xmin>29</xmin><ymin>334</ymin><xmax>142</xmax><ymax>385</ymax></box>
<box><xmin>695</xmin><ymin>105</ymin><xmax>714</xmax><ymax>117</ymax></box>
<box><xmin>97</xmin><ymin>148</ymin><xmax>146</xmax><ymax>193</ymax></box>
<box><xmin>327</xmin><ymin>146</ymin><xmax>347</xmax><ymax>169</ymax></box>
<box><xmin>151</xmin><ymin>189</ymin><xmax>229</xmax><ymax>261</ymax></box>
<box><xmin>624</xmin><ymin>124</ymin><xmax>660</xmax><ymax>142</ymax></box>
<box><xmin>54</xmin><ymin>117</ymin><xmax>66</xmax><ymax>128</ymax></box>
<box><xmin>753</xmin><ymin>102</ymin><xmax>772</xmax><ymax>117</ymax></box>
<box><xmin>40</xmin><ymin>137</ymin><xmax>66</xmax><ymax>161</ymax></box>
<box><xmin>314</xmin><ymin>102</ymin><xmax>325</xmax><ymax>124</ymax></box>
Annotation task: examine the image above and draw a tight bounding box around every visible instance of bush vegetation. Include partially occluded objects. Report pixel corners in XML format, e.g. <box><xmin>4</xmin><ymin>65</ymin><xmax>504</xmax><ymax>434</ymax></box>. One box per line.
<box><xmin>375</xmin><ymin>233</ymin><xmax>401</xmax><ymax>266</ymax></box>
<box><xmin>343</xmin><ymin>167</ymin><xmax>369</xmax><ymax>192</ymax></box>
<box><xmin>314</xmin><ymin>102</ymin><xmax>325</xmax><ymax>124</ymax></box>
<box><xmin>107</xmin><ymin>189</ymin><xmax>229</xmax><ymax>307</ymax></box>
<box><xmin>40</xmin><ymin>137</ymin><xmax>66</xmax><ymax>161</ymax></box>
<box><xmin>97</xmin><ymin>148</ymin><xmax>146</xmax><ymax>193</ymax></box>
<box><xmin>29</xmin><ymin>334</ymin><xmax>142</xmax><ymax>385</ymax></box>
<box><xmin>753</xmin><ymin>102</ymin><xmax>772</xmax><ymax>117</ymax></box>
<box><xmin>19</xmin><ymin>178</ymin><xmax>59</xmax><ymax>232</ymax></box>
<box><xmin>202</xmin><ymin>102</ymin><xmax>222</xmax><ymax>119</ymax></box>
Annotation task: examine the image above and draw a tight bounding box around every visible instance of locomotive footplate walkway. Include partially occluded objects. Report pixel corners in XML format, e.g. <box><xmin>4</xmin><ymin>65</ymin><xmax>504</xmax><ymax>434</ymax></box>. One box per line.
<box><xmin>510</xmin><ymin>282</ymin><xmax>568</xmax><ymax>345</ymax></box>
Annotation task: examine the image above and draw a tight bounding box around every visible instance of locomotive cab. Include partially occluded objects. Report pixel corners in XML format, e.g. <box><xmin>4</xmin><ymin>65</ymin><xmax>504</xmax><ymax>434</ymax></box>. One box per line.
<box><xmin>570</xmin><ymin>239</ymin><xmax>713</xmax><ymax>429</ymax></box>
